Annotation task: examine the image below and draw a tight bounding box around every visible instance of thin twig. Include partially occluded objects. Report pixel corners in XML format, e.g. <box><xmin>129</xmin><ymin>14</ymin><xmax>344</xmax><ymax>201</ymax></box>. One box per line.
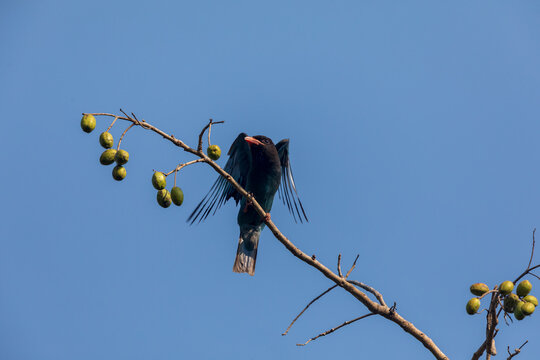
<box><xmin>478</xmin><ymin>289</ymin><xmax>499</xmax><ymax>301</ymax></box>
<box><xmin>119</xmin><ymin>108</ymin><xmax>130</xmax><ymax>119</ymax></box>
<box><xmin>197</xmin><ymin>118</ymin><xmax>224</xmax><ymax>153</ymax></box>
<box><xmin>499</xmin><ymin>297</ymin><xmax>513</xmax><ymax>326</ymax></box>
<box><xmin>506</xmin><ymin>340</ymin><xmax>528</xmax><ymax>360</ymax></box>
<box><xmin>348</xmin><ymin>280</ymin><xmax>387</xmax><ymax>307</ymax></box>
<box><xmin>282</xmin><ymin>285</ymin><xmax>338</xmax><ymax>336</ymax></box>
<box><xmin>529</xmin><ymin>272</ymin><xmax>540</xmax><ymax>281</ymax></box>
<box><xmin>164</xmin><ymin>159</ymin><xmax>206</xmax><ymax>177</ymax></box>
<box><xmin>84</xmin><ymin>112</ymin><xmax>198</xmax><ymax>157</ymax></box>
<box><xmin>512</xmin><ymin>263</ymin><xmax>540</xmax><ymax>284</ymax></box>
<box><xmin>527</xmin><ymin>229</ymin><xmax>536</xmax><ymax>270</ymax></box>
<box><xmin>296</xmin><ymin>313</ymin><xmax>375</xmax><ymax>346</ymax></box>
<box><xmin>345</xmin><ymin>254</ymin><xmax>359</xmax><ymax>279</ymax></box>
<box><xmin>337</xmin><ymin>254</ymin><xmax>343</xmax><ymax>277</ymax></box>
<box><xmin>117</xmin><ymin>123</ymin><xmax>136</xmax><ymax>150</ymax></box>
<box><xmin>105</xmin><ymin>116</ymin><xmax>118</xmax><ymax>132</ymax></box>
<box><xmin>512</xmin><ymin>229</ymin><xmax>540</xmax><ymax>284</ymax></box>
<box><xmin>502</xmin><ymin>310</ymin><xmax>513</xmax><ymax>326</ymax></box>
<box><xmin>208</xmin><ymin>119</ymin><xmax>212</xmax><ymax>146</ymax></box>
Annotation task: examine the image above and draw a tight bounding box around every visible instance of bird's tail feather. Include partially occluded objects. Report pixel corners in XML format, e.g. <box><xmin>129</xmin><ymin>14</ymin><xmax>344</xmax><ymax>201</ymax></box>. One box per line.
<box><xmin>233</xmin><ymin>227</ymin><xmax>261</xmax><ymax>276</ymax></box>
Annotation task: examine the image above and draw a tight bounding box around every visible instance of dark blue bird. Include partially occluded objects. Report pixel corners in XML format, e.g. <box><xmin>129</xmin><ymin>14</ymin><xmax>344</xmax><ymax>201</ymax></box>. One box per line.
<box><xmin>187</xmin><ymin>133</ymin><xmax>308</xmax><ymax>275</ymax></box>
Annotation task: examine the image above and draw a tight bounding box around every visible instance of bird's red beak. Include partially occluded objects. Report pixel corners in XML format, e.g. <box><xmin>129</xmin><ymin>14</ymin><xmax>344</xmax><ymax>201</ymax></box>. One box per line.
<box><xmin>244</xmin><ymin>136</ymin><xmax>263</xmax><ymax>146</ymax></box>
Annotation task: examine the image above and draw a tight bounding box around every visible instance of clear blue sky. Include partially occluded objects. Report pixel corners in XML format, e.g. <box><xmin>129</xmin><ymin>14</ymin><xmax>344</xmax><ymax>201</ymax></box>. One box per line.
<box><xmin>2</xmin><ymin>1</ymin><xmax>540</xmax><ymax>359</ymax></box>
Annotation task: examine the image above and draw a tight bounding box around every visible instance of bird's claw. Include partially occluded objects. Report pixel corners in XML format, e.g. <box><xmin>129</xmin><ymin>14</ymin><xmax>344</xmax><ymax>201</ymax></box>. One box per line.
<box><xmin>263</xmin><ymin>213</ymin><xmax>271</xmax><ymax>222</ymax></box>
<box><xmin>243</xmin><ymin>193</ymin><xmax>255</xmax><ymax>213</ymax></box>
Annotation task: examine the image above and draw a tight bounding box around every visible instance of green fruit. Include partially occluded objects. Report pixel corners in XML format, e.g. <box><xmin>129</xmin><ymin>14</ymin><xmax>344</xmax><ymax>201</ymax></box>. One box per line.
<box><xmin>499</xmin><ymin>281</ymin><xmax>514</xmax><ymax>295</ymax></box>
<box><xmin>81</xmin><ymin>114</ymin><xmax>96</xmax><ymax>133</ymax></box>
<box><xmin>112</xmin><ymin>165</ymin><xmax>126</xmax><ymax>181</ymax></box>
<box><xmin>171</xmin><ymin>186</ymin><xmax>184</xmax><ymax>206</ymax></box>
<box><xmin>466</xmin><ymin>298</ymin><xmax>480</xmax><ymax>315</ymax></box>
<box><xmin>207</xmin><ymin>145</ymin><xmax>221</xmax><ymax>160</ymax></box>
<box><xmin>504</xmin><ymin>294</ymin><xmax>520</xmax><ymax>313</ymax></box>
<box><xmin>514</xmin><ymin>301</ymin><xmax>525</xmax><ymax>320</ymax></box>
<box><xmin>115</xmin><ymin>149</ymin><xmax>129</xmax><ymax>165</ymax></box>
<box><xmin>152</xmin><ymin>172</ymin><xmax>167</xmax><ymax>190</ymax></box>
<box><xmin>516</xmin><ymin>280</ymin><xmax>532</xmax><ymax>297</ymax></box>
<box><xmin>523</xmin><ymin>295</ymin><xmax>538</xmax><ymax>306</ymax></box>
<box><xmin>100</xmin><ymin>149</ymin><xmax>117</xmax><ymax>165</ymax></box>
<box><xmin>470</xmin><ymin>283</ymin><xmax>490</xmax><ymax>296</ymax></box>
<box><xmin>99</xmin><ymin>132</ymin><xmax>114</xmax><ymax>148</ymax></box>
<box><xmin>157</xmin><ymin>189</ymin><xmax>172</xmax><ymax>208</ymax></box>
<box><xmin>522</xmin><ymin>301</ymin><xmax>535</xmax><ymax>316</ymax></box>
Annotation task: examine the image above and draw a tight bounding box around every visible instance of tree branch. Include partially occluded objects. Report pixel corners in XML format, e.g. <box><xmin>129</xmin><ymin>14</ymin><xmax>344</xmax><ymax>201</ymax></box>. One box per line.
<box><xmin>283</xmin><ymin>256</ymin><xmax>360</xmax><ymax>336</ymax></box>
<box><xmin>85</xmin><ymin>112</ymin><xmax>450</xmax><ymax>360</ymax></box>
<box><xmin>347</xmin><ymin>280</ymin><xmax>387</xmax><ymax>307</ymax></box>
<box><xmin>296</xmin><ymin>313</ymin><xmax>376</xmax><ymax>346</ymax></box>
<box><xmin>513</xmin><ymin>228</ymin><xmax>539</xmax><ymax>284</ymax></box>
<box><xmin>485</xmin><ymin>290</ymin><xmax>499</xmax><ymax>358</ymax></box>
<box><xmin>345</xmin><ymin>254</ymin><xmax>359</xmax><ymax>279</ymax></box>
<box><xmin>282</xmin><ymin>285</ymin><xmax>338</xmax><ymax>336</ymax></box>
<box><xmin>471</xmin><ymin>228</ymin><xmax>539</xmax><ymax>360</ymax></box>
<box><xmin>163</xmin><ymin>159</ymin><xmax>206</xmax><ymax>177</ymax></box>
<box><xmin>197</xmin><ymin>118</ymin><xmax>224</xmax><ymax>152</ymax></box>
<box><xmin>471</xmin><ymin>330</ymin><xmax>498</xmax><ymax>360</ymax></box>
<box><xmin>507</xmin><ymin>340</ymin><xmax>528</xmax><ymax>360</ymax></box>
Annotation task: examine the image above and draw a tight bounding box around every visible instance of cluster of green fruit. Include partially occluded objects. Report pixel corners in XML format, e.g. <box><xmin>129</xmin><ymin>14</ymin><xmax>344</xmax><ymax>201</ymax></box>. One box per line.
<box><xmin>81</xmin><ymin>114</ymin><xmax>130</xmax><ymax>181</ymax></box>
<box><xmin>152</xmin><ymin>172</ymin><xmax>184</xmax><ymax>208</ymax></box>
<box><xmin>466</xmin><ymin>280</ymin><xmax>537</xmax><ymax>320</ymax></box>
<box><xmin>82</xmin><ymin>113</ymin><xmax>222</xmax><ymax>208</ymax></box>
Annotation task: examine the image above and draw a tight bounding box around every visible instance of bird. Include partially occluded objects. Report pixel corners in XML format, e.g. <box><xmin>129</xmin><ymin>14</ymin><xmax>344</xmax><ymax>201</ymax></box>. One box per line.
<box><xmin>187</xmin><ymin>133</ymin><xmax>308</xmax><ymax>275</ymax></box>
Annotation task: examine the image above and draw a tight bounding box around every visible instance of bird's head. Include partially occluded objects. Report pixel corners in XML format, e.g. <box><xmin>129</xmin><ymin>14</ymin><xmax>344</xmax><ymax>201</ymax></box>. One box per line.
<box><xmin>244</xmin><ymin>135</ymin><xmax>274</xmax><ymax>147</ymax></box>
<box><xmin>244</xmin><ymin>135</ymin><xmax>278</xmax><ymax>164</ymax></box>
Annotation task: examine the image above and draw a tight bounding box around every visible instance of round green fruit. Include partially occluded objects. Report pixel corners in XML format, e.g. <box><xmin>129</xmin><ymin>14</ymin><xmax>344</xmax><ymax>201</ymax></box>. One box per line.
<box><xmin>207</xmin><ymin>145</ymin><xmax>221</xmax><ymax>160</ymax></box>
<box><xmin>466</xmin><ymin>298</ymin><xmax>480</xmax><ymax>315</ymax></box>
<box><xmin>499</xmin><ymin>281</ymin><xmax>514</xmax><ymax>295</ymax></box>
<box><xmin>81</xmin><ymin>114</ymin><xmax>96</xmax><ymax>133</ymax></box>
<box><xmin>171</xmin><ymin>186</ymin><xmax>184</xmax><ymax>206</ymax></box>
<box><xmin>516</xmin><ymin>280</ymin><xmax>532</xmax><ymax>297</ymax></box>
<box><xmin>100</xmin><ymin>149</ymin><xmax>117</xmax><ymax>165</ymax></box>
<box><xmin>522</xmin><ymin>301</ymin><xmax>535</xmax><ymax>316</ymax></box>
<box><xmin>112</xmin><ymin>165</ymin><xmax>126</xmax><ymax>181</ymax></box>
<box><xmin>115</xmin><ymin>149</ymin><xmax>129</xmax><ymax>165</ymax></box>
<box><xmin>157</xmin><ymin>189</ymin><xmax>172</xmax><ymax>208</ymax></box>
<box><xmin>99</xmin><ymin>132</ymin><xmax>114</xmax><ymax>149</ymax></box>
<box><xmin>514</xmin><ymin>301</ymin><xmax>525</xmax><ymax>320</ymax></box>
<box><xmin>504</xmin><ymin>293</ymin><xmax>520</xmax><ymax>313</ymax></box>
<box><xmin>152</xmin><ymin>172</ymin><xmax>167</xmax><ymax>190</ymax></box>
<box><xmin>470</xmin><ymin>283</ymin><xmax>490</xmax><ymax>296</ymax></box>
<box><xmin>523</xmin><ymin>295</ymin><xmax>538</xmax><ymax>307</ymax></box>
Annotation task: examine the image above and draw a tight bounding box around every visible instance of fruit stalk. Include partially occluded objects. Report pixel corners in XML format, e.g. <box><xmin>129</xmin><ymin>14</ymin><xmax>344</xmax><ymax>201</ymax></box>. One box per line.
<box><xmin>117</xmin><ymin>123</ymin><xmax>136</xmax><ymax>151</ymax></box>
<box><xmin>164</xmin><ymin>159</ymin><xmax>206</xmax><ymax>178</ymax></box>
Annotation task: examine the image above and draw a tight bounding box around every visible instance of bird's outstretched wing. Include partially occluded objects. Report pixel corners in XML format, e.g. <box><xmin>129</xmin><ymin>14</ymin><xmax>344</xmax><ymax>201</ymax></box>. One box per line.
<box><xmin>187</xmin><ymin>133</ymin><xmax>251</xmax><ymax>224</ymax></box>
<box><xmin>275</xmin><ymin>139</ymin><xmax>308</xmax><ymax>223</ymax></box>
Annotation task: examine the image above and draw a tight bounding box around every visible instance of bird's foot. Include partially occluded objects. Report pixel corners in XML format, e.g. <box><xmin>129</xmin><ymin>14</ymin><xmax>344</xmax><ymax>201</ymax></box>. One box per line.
<box><xmin>243</xmin><ymin>193</ymin><xmax>255</xmax><ymax>213</ymax></box>
<box><xmin>263</xmin><ymin>213</ymin><xmax>271</xmax><ymax>222</ymax></box>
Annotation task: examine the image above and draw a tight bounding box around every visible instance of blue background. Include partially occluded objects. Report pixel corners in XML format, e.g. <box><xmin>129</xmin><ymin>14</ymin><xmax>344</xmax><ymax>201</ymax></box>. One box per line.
<box><xmin>1</xmin><ymin>1</ymin><xmax>540</xmax><ymax>359</ymax></box>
